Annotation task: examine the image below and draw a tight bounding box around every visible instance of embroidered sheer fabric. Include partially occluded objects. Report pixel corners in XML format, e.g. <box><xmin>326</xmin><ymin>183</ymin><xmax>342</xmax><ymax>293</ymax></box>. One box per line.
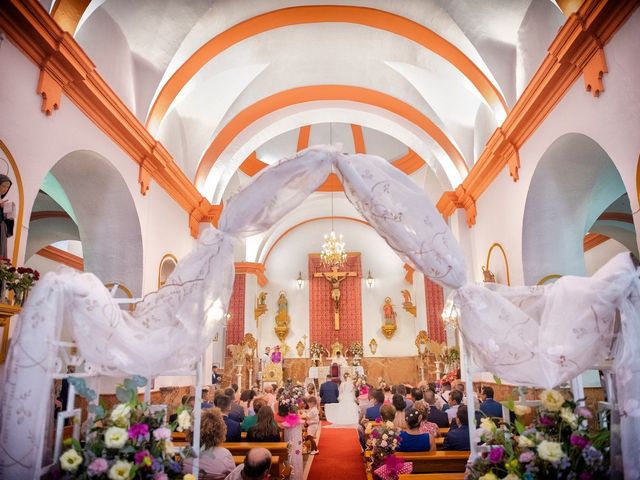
<box><xmin>1</xmin><ymin>146</ymin><xmax>638</xmax><ymax>478</ymax></box>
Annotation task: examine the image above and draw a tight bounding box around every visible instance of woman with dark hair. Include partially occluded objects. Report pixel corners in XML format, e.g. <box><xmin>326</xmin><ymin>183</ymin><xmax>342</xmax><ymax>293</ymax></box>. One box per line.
<box><xmin>396</xmin><ymin>408</ymin><xmax>436</xmax><ymax>452</ymax></box>
<box><xmin>240</xmin><ymin>389</ymin><xmax>256</xmax><ymax>416</ymax></box>
<box><xmin>392</xmin><ymin>394</ymin><xmax>407</xmax><ymax>429</ymax></box>
<box><xmin>183</xmin><ymin>408</ymin><xmax>235</xmax><ymax>478</ymax></box>
<box><xmin>0</xmin><ymin>174</ymin><xmax>14</xmax><ymax>258</ymax></box>
<box><xmin>247</xmin><ymin>404</ymin><xmax>281</xmax><ymax>442</ymax></box>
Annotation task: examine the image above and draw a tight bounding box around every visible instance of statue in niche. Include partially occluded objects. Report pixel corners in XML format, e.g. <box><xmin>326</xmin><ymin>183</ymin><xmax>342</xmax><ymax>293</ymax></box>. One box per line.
<box><xmin>383</xmin><ymin>297</ymin><xmax>397</xmax><ymax>326</ymax></box>
<box><xmin>274</xmin><ymin>291</ymin><xmax>290</xmax><ymax>341</ymax></box>
<box><xmin>401</xmin><ymin>289</ymin><xmax>412</xmax><ymax>304</ymax></box>
<box><xmin>482</xmin><ymin>266</ymin><xmax>496</xmax><ymax>283</ymax></box>
<box><xmin>0</xmin><ymin>174</ymin><xmax>15</xmax><ymax>258</ymax></box>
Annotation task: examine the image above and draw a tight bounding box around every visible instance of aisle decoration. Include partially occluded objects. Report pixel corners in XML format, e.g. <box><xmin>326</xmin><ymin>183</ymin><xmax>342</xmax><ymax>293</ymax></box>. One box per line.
<box><xmin>54</xmin><ymin>377</ymin><xmax>193</xmax><ymax>479</ymax></box>
<box><xmin>366</xmin><ymin>421</ymin><xmax>410</xmax><ymax>479</ymax></box>
<box><xmin>277</xmin><ymin>383</ymin><xmax>307</xmax><ymax>414</ymax></box>
<box><xmin>468</xmin><ymin>389</ymin><xmax>609</xmax><ymax>479</ymax></box>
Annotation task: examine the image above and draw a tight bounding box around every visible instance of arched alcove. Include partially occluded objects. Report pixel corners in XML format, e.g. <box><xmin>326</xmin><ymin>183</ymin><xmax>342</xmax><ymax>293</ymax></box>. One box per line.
<box><xmin>27</xmin><ymin>150</ymin><xmax>143</xmax><ymax>296</ymax></box>
<box><xmin>522</xmin><ymin>133</ymin><xmax>636</xmax><ymax>284</ymax></box>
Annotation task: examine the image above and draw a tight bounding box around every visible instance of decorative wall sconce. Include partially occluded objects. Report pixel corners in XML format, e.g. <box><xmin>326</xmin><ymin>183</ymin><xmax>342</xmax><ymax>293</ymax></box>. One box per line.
<box><xmin>366</xmin><ymin>270</ymin><xmax>375</xmax><ymax>288</ymax></box>
<box><xmin>296</xmin><ymin>271</ymin><xmax>304</xmax><ymax>289</ymax></box>
<box><xmin>368</xmin><ymin>338</ymin><xmax>378</xmax><ymax>355</ymax></box>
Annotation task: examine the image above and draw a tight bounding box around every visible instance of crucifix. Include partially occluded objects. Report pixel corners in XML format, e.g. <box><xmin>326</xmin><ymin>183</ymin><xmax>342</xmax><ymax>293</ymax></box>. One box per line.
<box><xmin>313</xmin><ymin>265</ymin><xmax>358</xmax><ymax>330</ymax></box>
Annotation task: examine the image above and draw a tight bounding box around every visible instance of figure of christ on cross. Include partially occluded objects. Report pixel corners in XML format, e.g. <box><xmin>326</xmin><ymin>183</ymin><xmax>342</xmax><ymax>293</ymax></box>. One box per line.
<box><xmin>313</xmin><ymin>266</ymin><xmax>358</xmax><ymax>330</ymax></box>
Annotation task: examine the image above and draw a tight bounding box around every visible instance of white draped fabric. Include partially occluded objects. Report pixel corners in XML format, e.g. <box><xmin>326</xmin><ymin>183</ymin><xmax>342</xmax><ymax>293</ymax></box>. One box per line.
<box><xmin>1</xmin><ymin>145</ymin><xmax>639</xmax><ymax>477</ymax></box>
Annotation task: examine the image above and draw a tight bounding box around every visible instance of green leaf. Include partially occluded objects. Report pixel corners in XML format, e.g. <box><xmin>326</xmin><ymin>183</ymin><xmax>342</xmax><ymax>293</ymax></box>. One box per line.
<box><xmin>70</xmin><ymin>438</ymin><xmax>81</xmax><ymax>450</ymax></box>
<box><xmin>116</xmin><ymin>386</ymin><xmax>132</xmax><ymax>403</ymax></box>
<box><xmin>515</xmin><ymin>419</ymin><xmax>525</xmax><ymax>435</ymax></box>
<box><xmin>492</xmin><ymin>374</ymin><xmax>502</xmax><ymax>385</ymax></box>
<box><xmin>132</xmin><ymin>375</ymin><xmax>148</xmax><ymax>388</ymax></box>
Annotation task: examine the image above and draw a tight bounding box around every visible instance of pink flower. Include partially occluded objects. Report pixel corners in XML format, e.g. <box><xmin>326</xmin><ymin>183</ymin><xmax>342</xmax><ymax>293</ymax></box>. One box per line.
<box><xmin>488</xmin><ymin>446</ymin><xmax>504</xmax><ymax>463</ymax></box>
<box><xmin>153</xmin><ymin>473</ymin><xmax>169</xmax><ymax>480</ymax></box>
<box><xmin>570</xmin><ymin>434</ymin><xmax>591</xmax><ymax>449</ymax></box>
<box><xmin>539</xmin><ymin>415</ymin><xmax>555</xmax><ymax>426</ymax></box>
<box><xmin>575</xmin><ymin>406</ymin><xmax>593</xmax><ymax>419</ymax></box>
<box><xmin>134</xmin><ymin>449</ymin><xmax>152</xmax><ymax>465</ymax></box>
<box><xmin>152</xmin><ymin>427</ymin><xmax>171</xmax><ymax>440</ymax></box>
<box><xmin>519</xmin><ymin>451</ymin><xmax>535</xmax><ymax>463</ymax></box>
<box><xmin>128</xmin><ymin>423</ymin><xmax>149</xmax><ymax>440</ymax></box>
<box><xmin>87</xmin><ymin>457</ymin><xmax>108</xmax><ymax>476</ymax></box>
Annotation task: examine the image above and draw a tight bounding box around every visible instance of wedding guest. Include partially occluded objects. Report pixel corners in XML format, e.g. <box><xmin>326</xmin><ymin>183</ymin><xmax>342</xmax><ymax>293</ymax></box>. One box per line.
<box><xmin>183</xmin><ymin>408</ymin><xmax>235</xmax><ymax>478</ymax></box>
<box><xmin>319</xmin><ymin>374</ymin><xmax>339</xmax><ymax>405</ymax></box>
<box><xmin>225</xmin><ymin>387</ymin><xmax>245</xmax><ymax>422</ymax></box>
<box><xmin>365</xmin><ymin>389</ymin><xmax>385</xmax><ymax>421</ymax></box>
<box><xmin>383</xmin><ymin>385</ymin><xmax>393</xmax><ymax>404</ymax></box>
<box><xmin>447</xmin><ymin>390</ymin><xmax>463</xmax><ymax>425</ymax></box>
<box><xmin>263</xmin><ymin>384</ymin><xmax>277</xmax><ymax>409</ymax></box>
<box><xmin>424</xmin><ymin>390</ymin><xmax>450</xmax><ymax>428</ymax></box>
<box><xmin>240</xmin><ymin>389</ymin><xmax>256</xmax><ymax>416</ymax></box>
<box><xmin>440</xmin><ymin>381</ymin><xmax>452</xmax><ymax>405</ymax></box>
<box><xmin>396</xmin><ymin>408</ymin><xmax>436</xmax><ymax>452</ymax></box>
<box><xmin>358</xmin><ymin>386</ymin><xmax>375</xmax><ymax>423</ymax></box>
<box><xmin>413</xmin><ymin>400</ymin><xmax>439</xmax><ymax>439</ymax></box>
<box><xmin>379</xmin><ymin>404</ymin><xmax>396</xmax><ymax>423</ymax></box>
<box><xmin>214</xmin><ymin>394</ymin><xmax>241</xmax><ymax>442</ymax></box>
<box><xmin>302</xmin><ymin>396</ymin><xmax>320</xmax><ymax>455</ymax></box>
<box><xmin>479</xmin><ymin>386</ymin><xmax>503</xmax><ymax>418</ymax></box>
<box><xmin>212</xmin><ymin>365</ymin><xmax>222</xmax><ymax>385</ymax></box>
<box><xmin>442</xmin><ymin>408</ymin><xmax>470</xmax><ymax>451</ymax></box>
<box><xmin>392</xmin><ymin>394</ymin><xmax>407</xmax><ymax>430</ymax></box>
<box><xmin>242</xmin><ymin>398</ymin><xmax>266</xmax><ymax>432</ymax></box>
<box><xmin>201</xmin><ymin>387</ymin><xmax>213</xmax><ymax>409</ymax></box>
<box><xmin>224</xmin><ymin>447</ymin><xmax>272</xmax><ymax>480</ymax></box>
<box><xmin>247</xmin><ymin>405</ymin><xmax>281</xmax><ymax>442</ymax></box>
<box><xmin>395</xmin><ymin>384</ymin><xmax>413</xmax><ymax>410</ymax></box>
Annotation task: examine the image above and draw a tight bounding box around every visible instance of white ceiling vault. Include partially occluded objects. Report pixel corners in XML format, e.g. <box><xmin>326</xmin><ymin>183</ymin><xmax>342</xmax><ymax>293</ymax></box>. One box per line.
<box><xmin>67</xmin><ymin>0</ymin><xmax>564</xmax><ymax>220</ymax></box>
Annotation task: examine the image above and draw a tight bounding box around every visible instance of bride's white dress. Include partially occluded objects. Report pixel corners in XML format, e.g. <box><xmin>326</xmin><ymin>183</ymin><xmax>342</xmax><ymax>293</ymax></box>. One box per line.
<box><xmin>324</xmin><ymin>380</ymin><xmax>359</xmax><ymax>425</ymax></box>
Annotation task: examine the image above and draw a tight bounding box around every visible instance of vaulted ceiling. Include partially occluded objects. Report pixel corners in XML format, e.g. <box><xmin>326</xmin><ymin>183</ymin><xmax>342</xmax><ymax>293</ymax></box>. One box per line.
<box><xmin>63</xmin><ymin>0</ymin><xmax>565</xmax><ymax>209</ymax></box>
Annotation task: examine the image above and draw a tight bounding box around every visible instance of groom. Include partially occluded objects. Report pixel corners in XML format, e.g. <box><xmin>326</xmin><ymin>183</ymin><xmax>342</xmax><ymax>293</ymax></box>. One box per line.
<box><xmin>319</xmin><ymin>374</ymin><xmax>339</xmax><ymax>406</ymax></box>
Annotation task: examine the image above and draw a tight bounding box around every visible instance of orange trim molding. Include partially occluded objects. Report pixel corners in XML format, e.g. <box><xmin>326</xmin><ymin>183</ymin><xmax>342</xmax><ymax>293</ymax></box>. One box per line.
<box><xmin>436</xmin><ymin>0</ymin><xmax>637</xmax><ymax>226</ymax></box>
<box><xmin>583</xmin><ymin>232</ymin><xmax>609</xmax><ymax>251</ymax></box>
<box><xmin>145</xmin><ymin>5</ymin><xmax>507</xmax><ymax>132</ymax></box>
<box><xmin>235</xmin><ymin>262</ymin><xmax>268</xmax><ymax>287</ymax></box>
<box><xmin>50</xmin><ymin>0</ymin><xmax>90</xmax><ymax>35</ymax></box>
<box><xmin>194</xmin><ymin>85</ymin><xmax>467</xmax><ymax>191</ymax></box>
<box><xmin>36</xmin><ymin>245</ymin><xmax>84</xmax><ymax>270</ymax></box>
<box><xmin>0</xmin><ymin>0</ymin><xmax>220</xmax><ymax>238</ymax></box>
<box><xmin>597</xmin><ymin>211</ymin><xmax>634</xmax><ymax>224</ymax></box>
<box><xmin>296</xmin><ymin>125</ymin><xmax>311</xmax><ymax>152</ymax></box>
<box><xmin>351</xmin><ymin>124</ymin><xmax>366</xmax><ymax>154</ymax></box>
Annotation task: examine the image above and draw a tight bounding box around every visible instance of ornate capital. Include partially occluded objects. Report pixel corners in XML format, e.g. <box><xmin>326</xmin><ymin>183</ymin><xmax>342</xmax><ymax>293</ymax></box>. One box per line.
<box><xmin>583</xmin><ymin>46</ymin><xmax>607</xmax><ymax>97</ymax></box>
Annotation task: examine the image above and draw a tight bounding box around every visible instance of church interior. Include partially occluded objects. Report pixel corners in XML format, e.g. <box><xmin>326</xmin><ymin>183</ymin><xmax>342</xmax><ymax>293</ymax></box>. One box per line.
<box><xmin>1</xmin><ymin>0</ymin><xmax>639</xmax><ymax>479</ymax></box>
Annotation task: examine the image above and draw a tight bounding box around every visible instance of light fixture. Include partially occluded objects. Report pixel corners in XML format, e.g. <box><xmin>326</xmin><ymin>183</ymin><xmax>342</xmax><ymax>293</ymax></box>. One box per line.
<box><xmin>441</xmin><ymin>294</ymin><xmax>459</xmax><ymax>330</ymax></box>
<box><xmin>366</xmin><ymin>270</ymin><xmax>374</xmax><ymax>288</ymax></box>
<box><xmin>320</xmin><ymin>122</ymin><xmax>347</xmax><ymax>268</ymax></box>
<box><xmin>296</xmin><ymin>271</ymin><xmax>304</xmax><ymax>289</ymax></box>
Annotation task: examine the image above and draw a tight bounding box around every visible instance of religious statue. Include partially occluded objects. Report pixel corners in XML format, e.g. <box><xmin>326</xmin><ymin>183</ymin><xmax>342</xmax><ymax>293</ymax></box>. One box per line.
<box><xmin>401</xmin><ymin>289</ymin><xmax>416</xmax><ymax>317</ymax></box>
<box><xmin>274</xmin><ymin>291</ymin><xmax>289</xmax><ymax>341</ymax></box>
<box><xmin>381</xmin><ymin>297</ymin><xmax>397</xmax><ymax>340</ymax></box>
<box><xmin>482</xmin><ymin>266</ymin><xmax>496</xmax><ymax>283</ymax></box>
<box><xmin>0</xmin><ymin>174</ymin><xmax>15</xmax><ymax>258</ymax></box>
<box><xmin>258</xmin><ymin>291</ymin><xmax>267</xmax><ymax>306</ymax></box>
<box><xmin>383</xmin><ymin>297</ymin><xmax>397</xmax><ymax>325</ymax></box>
<box><xmin>401</xmin><ymin>289</ymin><xmax>412</xmax><ymax>304</ymax></box>
<box><xmin>254</xmin><ymin>291</ymin><xmax>268</xmax><ymax>324</ymax></box>
<box><xmin>313</xmin><ymin>266</ymin><xmax>357</xmax><ymax>330</ymax></box>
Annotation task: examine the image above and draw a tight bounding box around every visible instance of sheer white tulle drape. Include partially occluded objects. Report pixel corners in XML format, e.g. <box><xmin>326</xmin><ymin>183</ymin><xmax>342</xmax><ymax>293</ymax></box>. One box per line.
<box><xmin>1</xmin><ymin>146</ymin><xmax>638</xmax><ymax>478</ymax></box>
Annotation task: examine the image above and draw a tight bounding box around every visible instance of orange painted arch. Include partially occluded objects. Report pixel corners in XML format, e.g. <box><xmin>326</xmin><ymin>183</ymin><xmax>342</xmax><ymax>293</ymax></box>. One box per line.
<box><xmin>145</xmin><ymin>5</ymin><xmax>507</xmax><ymax>132</ymax></box>
<box><xmin>262</xmin><ymin>216</ymin><xmax>372</xmax><ymax>267</ymax></box>
<box><xmin>194</xmin><ymin>85</ymin><xmax>468</xmax><ymax>191</ymax></box>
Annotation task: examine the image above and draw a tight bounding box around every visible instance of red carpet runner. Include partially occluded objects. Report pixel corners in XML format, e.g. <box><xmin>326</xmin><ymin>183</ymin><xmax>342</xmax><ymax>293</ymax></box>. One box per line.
<box><xmin>307</xmin><ymin>425</ymin><xmax>367</xmax><ymax>480</ymax></box>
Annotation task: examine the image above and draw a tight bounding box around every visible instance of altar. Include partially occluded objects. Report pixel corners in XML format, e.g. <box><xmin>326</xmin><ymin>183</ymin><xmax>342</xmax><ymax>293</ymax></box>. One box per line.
<box><xmin>308</xmin><ymin>365</ymin><xmax>364</xmax><ymax>380</ymax></box>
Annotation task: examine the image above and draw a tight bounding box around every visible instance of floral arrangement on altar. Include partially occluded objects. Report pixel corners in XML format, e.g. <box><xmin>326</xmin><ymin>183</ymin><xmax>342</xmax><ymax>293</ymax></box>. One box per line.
<box><xmin>0</xmin><ymin>256</ymin><xmax>40</xmax><ymax>306</ymax></box>
<box><xmin>348</xmin><ymin>341</ymin><xmax>364</xmax><ymax>365</ymax></box>
<box><xmin>309</xmin><ymin>342</ymin><xmax>326</xmax><ymax>359</ymax></box>
<box><xmin>468</xmin><ymin>389</ymin><xmax>610</xmax><ymax>479</ymax></box>
<box><xmin>55</xmin><ymin>376</ymin><xmax>194</xmax><ymax>479</ymax></box>
<box><xmin>439</xmin><ymin>346</ymin><xmax>460</xmax><ymax>372</ymax></box>
<box><xmin>439</xmin><ymin>368</ymin><xmax>460</xmax><ymax>385</ymax></box>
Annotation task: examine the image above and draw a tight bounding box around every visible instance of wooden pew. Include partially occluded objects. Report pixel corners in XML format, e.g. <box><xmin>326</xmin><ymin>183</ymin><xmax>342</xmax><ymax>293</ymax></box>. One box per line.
<box><xmin>224</xmin><ymin>441</ymin><xmax>289</xmax><ymax>464</ymax></box>
<box><xmin>398</xmin><ymin>474</ymin><xmax>465</xmax><ymax>479</ymax></box>
<box><xmin>233</xmin><ymin>455</ymin><xmax>280</xmax><ymax>479</ymax></box>
<box><xmin>394</xmin><ymin>451</ymin><xmax>470</xmax><ymax>473</ymax></box>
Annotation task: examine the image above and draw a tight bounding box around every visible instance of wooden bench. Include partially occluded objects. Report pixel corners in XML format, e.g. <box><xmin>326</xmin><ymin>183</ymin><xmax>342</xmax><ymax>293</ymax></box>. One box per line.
<box><xmin>224</xmin><ymin>441</ymin><xmax>289</xmax><ymax>463</ymax></box>
<box><xmin>233</xmin><ymin>455</ymin><xmax>280</xmax><ymax>478</ymax></box>
<box><xmin>394</xmin><ymin>451</ymin><xmax>470</xmax><ymax>473</ymax></box>
<box><xmin>398</xmin><ymin>474</ymin><xmax>465</xmax><ymax>479</ymax></box>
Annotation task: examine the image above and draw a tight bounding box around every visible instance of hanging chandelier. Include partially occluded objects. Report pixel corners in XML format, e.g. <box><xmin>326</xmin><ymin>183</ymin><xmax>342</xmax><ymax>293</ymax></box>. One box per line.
<box><xmin>320</xmin><ymin>122</ymin><xmax>347</xmax><ymax>268</ymax></box>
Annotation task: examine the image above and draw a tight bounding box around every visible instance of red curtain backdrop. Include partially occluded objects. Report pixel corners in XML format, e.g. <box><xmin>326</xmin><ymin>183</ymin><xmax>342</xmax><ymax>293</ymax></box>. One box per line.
<box><xmin>425</xmin><ymin>277</ymin><xmax>446</xmax><ymax>343</ymax></box>
<box><xmin>309</xmin><ymin>254</ymin><xmax>362</xmax><ymax>350</ymax></box>
<box><xmin>226</xmin><ymin>273</ymin><xmax>246</xmax><ymax>348</ymax></box>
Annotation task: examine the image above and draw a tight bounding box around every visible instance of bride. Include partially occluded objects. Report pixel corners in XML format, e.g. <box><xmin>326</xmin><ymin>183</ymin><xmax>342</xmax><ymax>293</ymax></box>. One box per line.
<box><xmin>325</xmin><ymin>372</ymin><xmax>359</xmax><ymax>425</ymax></box>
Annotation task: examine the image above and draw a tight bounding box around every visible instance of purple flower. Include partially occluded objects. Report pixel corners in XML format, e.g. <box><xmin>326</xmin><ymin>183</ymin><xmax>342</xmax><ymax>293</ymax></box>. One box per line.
<box><xmin>570</xmin><ymin>434</ymin><xmax>591</xmax><ymax>449</ymax></box>
<box><xmin>519</xmin><ymin>451</ymin><xmax>535</xmax><ymax>463</ymax></box>
<box><xmin>128</xmin><ymin>423</ymin><xmax>149</xmax><ymax>440</ymax></box>
<box><xmin>371</xmin><ymin>430</ymin><xmax>380</xmax><ymax>438</ymax></box>
<box><xmin>488</xmin><ymin>446</ymin><xmax>505</xmax><ymax>463</ymax></box>
<box><xmin>539</xmin><ymin>415</ymin><xmax>555</xmax><ymax>426</ymax></box>
<box><xmin>575</xmin><ymin>406</ymin><xmax>593</xmax><ymax>419</ymax></box>
<box><xmin>579</xmin><ymin>473</ymin><xmax>593</xmax><ymax>480</ymax></box>
<box><xmin>152</xmin><ymin>427</ymin><xmax>171</xmax><ymax>440</ymax></box>
<box><xmin>87</xmin><ymin>457</ymin><xmax>108</xmax><ymax>476</ymax></box>
<box><xmin>134</xmin><ymin>449</ymin><xmax>152</xmax><ymax>466</ymax></box>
